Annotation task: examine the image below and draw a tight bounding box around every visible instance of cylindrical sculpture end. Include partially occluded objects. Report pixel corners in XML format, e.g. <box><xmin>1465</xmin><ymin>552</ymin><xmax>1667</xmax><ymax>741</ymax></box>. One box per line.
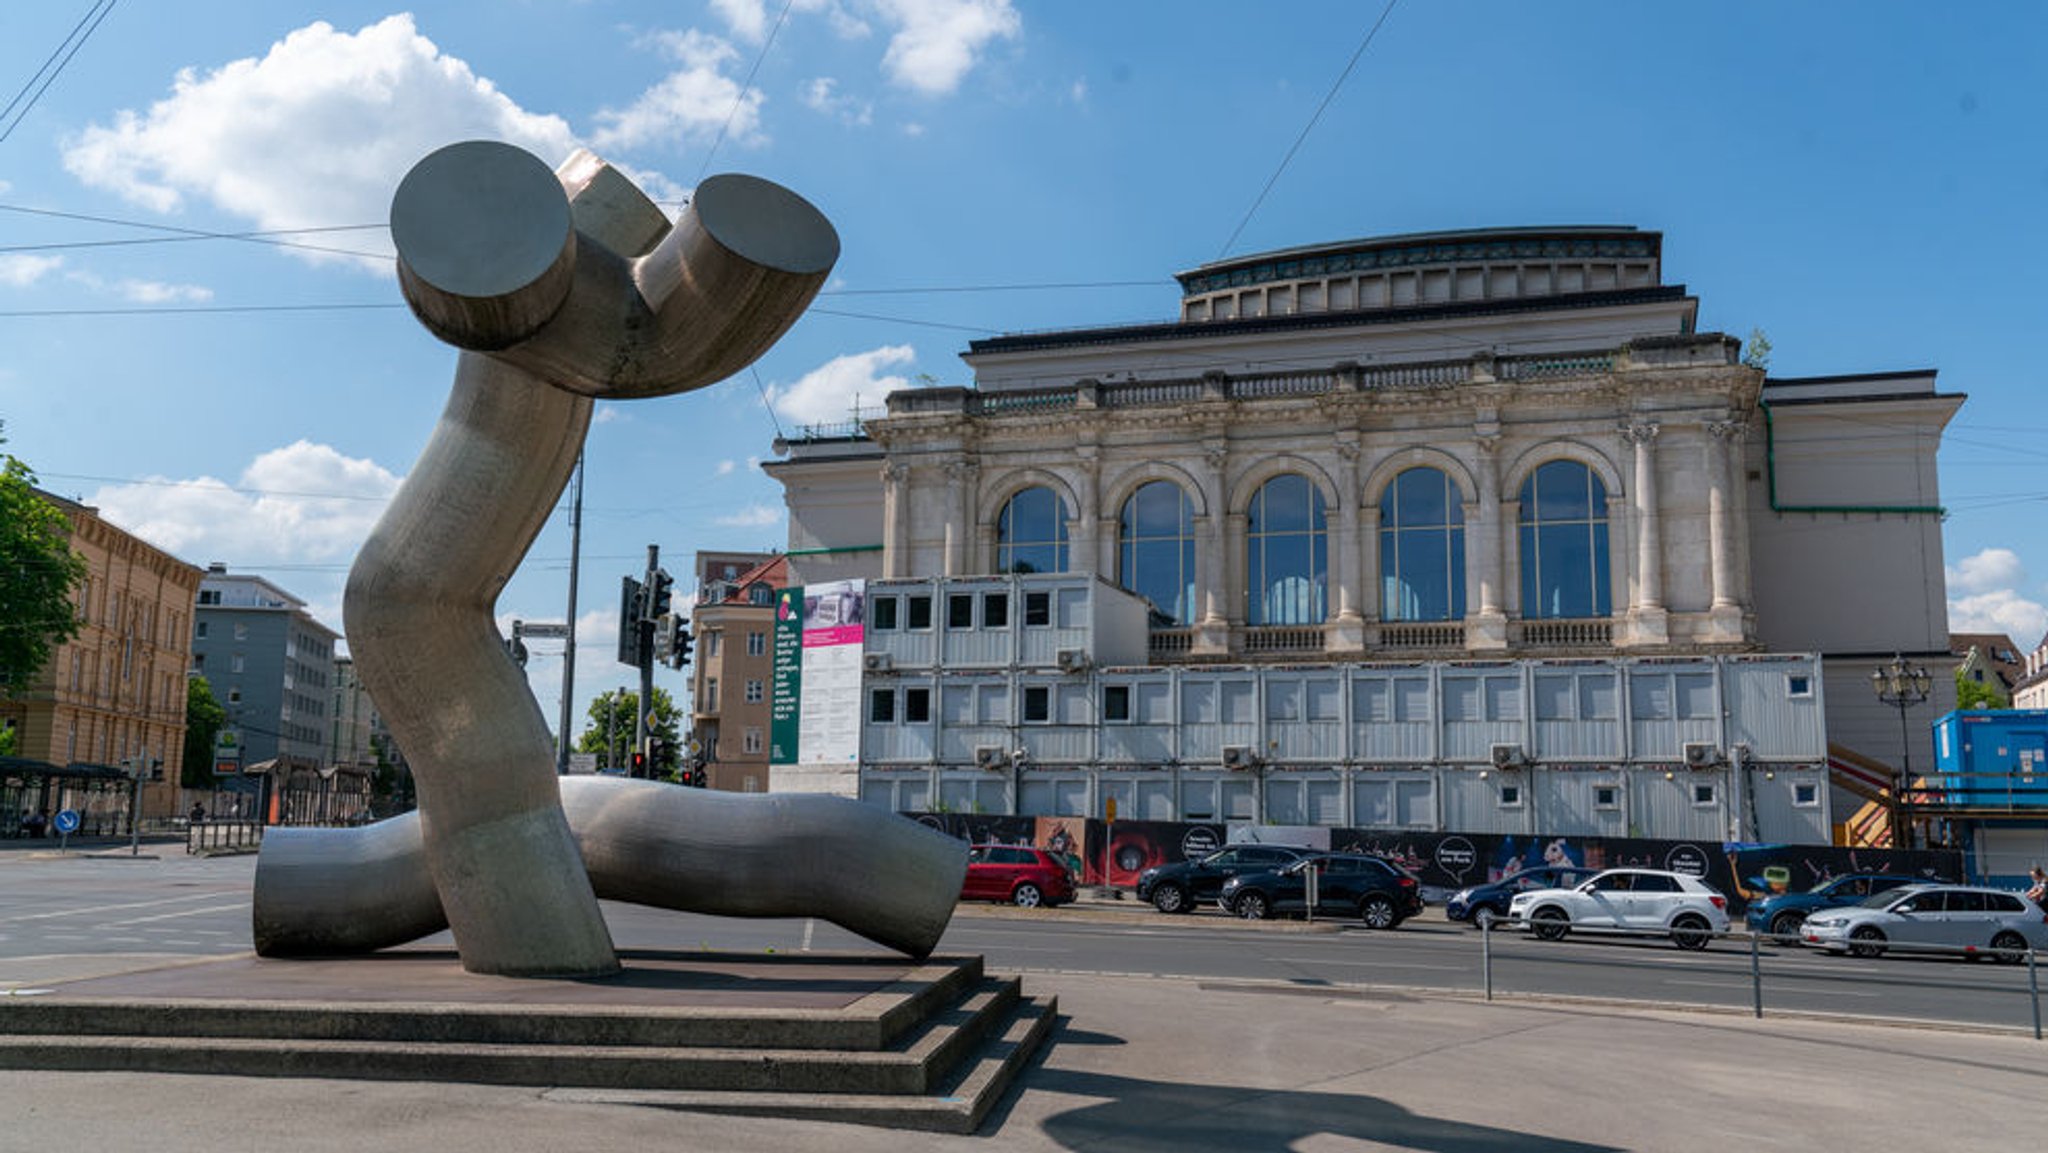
<box><xmin>392</xmin><ymin>140</ymin><xmax>577</xmax><ymax>351</ymax></box>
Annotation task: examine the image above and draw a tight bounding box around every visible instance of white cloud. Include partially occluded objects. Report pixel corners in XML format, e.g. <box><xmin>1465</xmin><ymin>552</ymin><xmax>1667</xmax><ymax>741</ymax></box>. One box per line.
<box><xmin>592</xmin><ymin>29</ymin><xmax>762</xmax><ymax>153</ymax></box>
<box><xmin>1945</xmin><ymin>548</ymin><xmax>2047</xmax><ymax>648</ymax></box>
<box><xmin>900</xmin><ymin>121</ymin><xmax>926</xmax><ymax>137</ymax></box>
<box><xmin>715</xmin><ymin>460</ymin><xmax>737</xmax><ymax>476</ymax></box>
<box><xmin>61</xmin><ymin>15</ymin><xmax>580</xmax><ymax>271</ymax></box>
<box><xmin>1069</xmin><ymin>78</ymin><xmax>1088</xmax><ymax>104</ymax></box>
<box><xmin>803</xmin><ymin>77</ymin><xmax>873</xmax><ymax>126</ymax></box>
<box><xmin>1948</xmin><ymin>548</ymin><xmax>2025</xmax><ymax>595</ymax></box>
<box><xmin>766</xmin><ymin>345</ymin><xmax>915</xmax><ymax>424</ymax></box>
<box><xmin>874</xmin><ymin>0</ymin><xmax>1020</xmax><ymax>95</ymax></box>
<box><xmin>66</xmin><ymin>269</ymin><xmax>213</xmax><ymax>303</ymax></box>
<box><xmin>716</xmin><ymin>503</ymin><xmax>784</xmax><ymax>528</ymax></box>
<box><xmin>86</xmin><ymin>441</ymin><xmax>400</xmax><ymax>630</ymax></box>
<box><xmin>709</xmin><ymin>0</ymin><xmax>773</xmax><ymax>42</ymax></box>
<box><xmin>0</xmin><ymin>254</ymin><xmax>63</xmax><ymax>287</ymax></box>
<box><xmin>1949</xmin><ymin>590</ymin><xmax>2048</xmax><ymax>651</ymax></box>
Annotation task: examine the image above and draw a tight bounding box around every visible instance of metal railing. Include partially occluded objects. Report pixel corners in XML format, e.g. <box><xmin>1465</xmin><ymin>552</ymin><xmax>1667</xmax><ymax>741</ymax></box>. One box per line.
<box><xmin>1476</xmin><ymin>918</ymin><xmax>2043</xmax><ymax>1039</ymax></box>
<box><xmin>186</xmin><ymin>820</ymin><xmax>265</xmax><ymax>856</ymax></box>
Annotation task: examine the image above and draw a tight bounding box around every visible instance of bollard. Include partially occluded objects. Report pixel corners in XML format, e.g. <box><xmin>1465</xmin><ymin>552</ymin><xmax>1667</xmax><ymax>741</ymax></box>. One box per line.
<box><xmin>1750</xmin><ymin>930</ymin><xmax>1763</xmax><ymax>1019</ymax></box>
<box><xmin>1482</xmin><ymin>916</ymin><xmax>1494</xmax><ymax>1002</ymax></box>
<box><xmin>2030</xmin><ymin>948</ymin><xmax>2041</xmax><ymax>1041</ymax></box>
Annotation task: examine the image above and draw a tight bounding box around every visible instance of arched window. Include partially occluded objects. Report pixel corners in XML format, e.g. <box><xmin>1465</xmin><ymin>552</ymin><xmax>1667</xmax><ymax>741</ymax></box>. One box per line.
<box><xmin>1118</xmin><ymin>481</ymin><xmax>1196</xmax><ymax>624</ymax></box>
<box><xmin>996</xmin><ymin>485</ymin><xmax>1069</xmax><ymax>574</ymax></box>
<box><xmin>1379</xmin><ymin>467</ymin><xmax>1466</xmax><ymax>621</ymax></box>
<box><xmin>1517</xmin><ymin>460</ymin><xmax>1611</xmax><ymax>619</ymax></box>
<box><xmin>1245</xmin><ymin>474</ymin><xmax>1327</xmax><ymax>626</ymax></box>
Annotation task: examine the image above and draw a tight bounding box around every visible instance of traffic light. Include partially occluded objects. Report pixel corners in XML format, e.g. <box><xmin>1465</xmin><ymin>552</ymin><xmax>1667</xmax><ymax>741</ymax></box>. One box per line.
<box><xmin>630</xmin><ymin>750</ymin><xmax>646</xmax><ymax>777</ymax></box>
<box><xmin>617</xmin><ymin>575</ymin><xmax>644</xmax><ymax>666</ymax></box>
<box><xmin>671</xmin><ymin>618</ymin><xmax>693</xmax><ymax>669</ymax></box>
<box><xmin>647</xmin><ymin>737</ymin><xmax>667</xmax><ymax>775</ymax></box>
<box><xmin>653</xmin><ymin>613</ymin><xmax>681</xmax><ymax>666</ymax></box>
<box><xmin>649</xmin><ymin>567</ymin><xmax>674</xmax><ymax>617</ymax></box>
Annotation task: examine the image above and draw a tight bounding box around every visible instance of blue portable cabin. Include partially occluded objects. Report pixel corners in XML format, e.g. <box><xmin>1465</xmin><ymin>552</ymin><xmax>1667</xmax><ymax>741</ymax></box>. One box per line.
<box><xmin>1930</xmin><ymin>709</ymin><xmax>2048</xmax><ymax>886</ymax></box>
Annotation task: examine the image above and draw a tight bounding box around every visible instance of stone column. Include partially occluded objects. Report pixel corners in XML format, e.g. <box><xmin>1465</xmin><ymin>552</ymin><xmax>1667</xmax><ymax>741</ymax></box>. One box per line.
<box><xmin>1468</xmin><ymin>433</ymin><xmax>1507</xmax><ymax>650</ymax></box>
<box><xmin>881</xmin><ymin>462</ymin><xmax>909</xmax><ymax>579</ymax></box>
<box><xmin>1328</xmin><ymin>437</ymin><xmax>1365</xmax><ymax>652</ymax></box>
<box><xmin>1074</xmin><ymin>444</ymin><xmax>1101</xmax><ymax>578</ymax></box>
<box><xmin>1621</xmin><ymin>421</ymin><xmax>1667</xmax><ymax>646</ymax></box>
<box><xmin>943</xmin><ymin>458</ymin><xmax>975</xmax><ymax>576</ymax></box>
<box><xmin>1193</xmin><ymin>440</ymin><xmax>1232</xmax><ymax>655</ymax></box>
<box><xmin>1704</xmin><ymin>418</ymin><xmax>1747</xmax><ymax>642</ymax></box>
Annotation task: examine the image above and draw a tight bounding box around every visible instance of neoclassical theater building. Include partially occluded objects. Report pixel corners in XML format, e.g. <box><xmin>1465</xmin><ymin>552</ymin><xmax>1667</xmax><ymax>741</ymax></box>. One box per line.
<box><xmin>763</xmin><ymin>226</ymin><xmax>1960</xmax><ymax>843</ymax></box>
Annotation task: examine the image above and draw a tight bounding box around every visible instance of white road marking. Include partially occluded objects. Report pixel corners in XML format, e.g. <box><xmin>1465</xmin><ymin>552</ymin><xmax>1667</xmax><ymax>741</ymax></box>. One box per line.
<box><xmin>0</xmin><ymin>891</ymin><xmax>234</xmax><ymax>924</ymax></box>
<box><xmin>98</xmin><ymin>902</ymin><xmax>249</xmax><ymax>927</ymax></box>
<box><xmin>1268</xmin><ymin>956</ymin><xmax>1456</xmax><ymax>970</ymax></box>
<box><xmin>1665</xmin><ymin>979</ymin><xmax>1879</xmax><ymax>998</ymax></box>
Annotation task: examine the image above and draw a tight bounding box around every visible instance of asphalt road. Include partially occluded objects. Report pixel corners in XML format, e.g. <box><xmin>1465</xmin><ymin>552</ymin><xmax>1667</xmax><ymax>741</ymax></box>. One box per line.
<box><xmin>3</xmin><ymin>847</ymin><xmax>2040</xmax><ymax>1037</ymax></box>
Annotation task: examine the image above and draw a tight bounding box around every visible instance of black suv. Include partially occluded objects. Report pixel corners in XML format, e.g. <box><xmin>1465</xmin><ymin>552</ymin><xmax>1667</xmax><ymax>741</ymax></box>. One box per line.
<box><xmin>1135</xmin><ymin>843</ymin><xmax>1313</xmax><ymax>913</ymax></box>
<box><xmin>1220</xmin><ymin>853</ymin><xmax>1425</xmax><ymax>929</ymax></box>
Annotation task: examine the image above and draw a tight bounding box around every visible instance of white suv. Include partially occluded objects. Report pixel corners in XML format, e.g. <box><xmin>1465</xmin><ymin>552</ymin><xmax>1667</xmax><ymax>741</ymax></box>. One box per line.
<box><xmin>1508</xmin><ymin>867</ymin><xmax>1730</xmax><ymax>950</ymax></box>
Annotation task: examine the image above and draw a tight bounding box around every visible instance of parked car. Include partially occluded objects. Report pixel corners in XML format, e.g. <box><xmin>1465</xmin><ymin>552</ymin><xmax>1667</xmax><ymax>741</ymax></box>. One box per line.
<box><xmin>1446</xmin><ymin>866</ymin><xmax>1602</xmax><ymax>929</ymax></box>
<box><xmin>1508</xmin><ymin>868</ymin><xmax>1730</xmax><ymax>950</ymax></box>
<box><xmin>1219</xmin><ymin>853</ymin><xmax>1424</xmax><ymax>929</ymax></box>
<box><xmin>961</xmin><ymin>844</ymin><xmax>1076</xmax><ymax>908</ymax></box>
<box><xmin>1800</xmin><ymin>884</ymin><xmax>2048</xmax><ymax>961</ymax></box>
<box><xmin>1742</xmin><ymin>873</ymin><xmax>1929</xmax><ymax>940</ymax></box>
<box><xmin>1135</xmin><ymin>843</ymin><xmax>1313</xmax><ymax>914</ymax></box>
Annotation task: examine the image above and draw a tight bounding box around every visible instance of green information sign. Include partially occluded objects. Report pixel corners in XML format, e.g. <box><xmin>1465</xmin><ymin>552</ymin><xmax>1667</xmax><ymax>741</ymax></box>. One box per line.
<box><xmin>768</xmin><ymin>586</ymin><xmax>803</xmax><ymax>765</ymax></box>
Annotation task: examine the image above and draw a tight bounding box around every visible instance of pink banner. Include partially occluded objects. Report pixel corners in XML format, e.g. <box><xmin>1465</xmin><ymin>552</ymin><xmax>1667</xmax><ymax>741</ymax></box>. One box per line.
<box><xmin>803</xmin><ymin>624</ymin><xmax>864</xmax><ymax>647</ymax></box>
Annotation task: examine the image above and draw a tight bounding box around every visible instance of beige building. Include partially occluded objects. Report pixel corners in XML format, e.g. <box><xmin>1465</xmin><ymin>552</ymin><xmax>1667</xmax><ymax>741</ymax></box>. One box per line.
<box><xmin>1</xmin><ymin>490</ymin><xmax>203</xmax><ymax>819</ymax></box>
<box><xmin>766</xmin><ymin>226</ymin><xmax>1963</xmax><ymax>838</ymax></box>
<box><xmin>686</xmin><ymin>551</ymin><xmax>786</xmax><ymax>792</ymax></box>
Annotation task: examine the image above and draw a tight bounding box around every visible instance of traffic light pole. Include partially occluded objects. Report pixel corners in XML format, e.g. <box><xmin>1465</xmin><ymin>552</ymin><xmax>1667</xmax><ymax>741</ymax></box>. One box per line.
<box><xmin>637</xmin><ymin>544</ymin><xmax>658</xmax><ymax>776</ymax></box>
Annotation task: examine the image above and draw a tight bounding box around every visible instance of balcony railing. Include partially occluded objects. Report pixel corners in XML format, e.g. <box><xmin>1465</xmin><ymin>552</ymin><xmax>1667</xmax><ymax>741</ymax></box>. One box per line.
<box><xmin>1240</xmin><ymin>626</ymin><xmax>1325</xmax><ymax>654</ymax></box>
<box><xmin>1378</xmin><ymin>621</ymin><xmax>1464</xmax><ymax>649</ymax></box>
<box><xmin>1513</xmin><ymin>618</ymin><xmax>1613</xmax><ymax>647</ymax></box>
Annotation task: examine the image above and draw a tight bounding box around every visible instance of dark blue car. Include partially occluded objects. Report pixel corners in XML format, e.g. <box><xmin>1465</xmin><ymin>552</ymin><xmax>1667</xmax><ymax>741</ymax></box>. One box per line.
<box><xmin>1742</xmin><ymin>873</ymin><xmax>1928</xmax><ymax>939</ymax></box>
<box><xmin>1445</xmin><ymin>865</ymin><xmax>1602</xmax><ymax>929</ymax></box>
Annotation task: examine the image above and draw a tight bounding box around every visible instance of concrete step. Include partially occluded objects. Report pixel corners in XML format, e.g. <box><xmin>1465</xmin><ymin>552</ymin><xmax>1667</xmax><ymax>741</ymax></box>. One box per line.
<box><xmin>0</xmin><ymin>975</ymin><xmax>1022</xmax><ymax>1096</ymax></box>
<box><xmin>0</xmin><ymin>956</ymin><xmax>985</xmax><ymax>1052</ymax></box>
<box><xmin>546</xmin><ymin>993</ymin><xmax>1060</xmax><ymax>1134</ymax></box>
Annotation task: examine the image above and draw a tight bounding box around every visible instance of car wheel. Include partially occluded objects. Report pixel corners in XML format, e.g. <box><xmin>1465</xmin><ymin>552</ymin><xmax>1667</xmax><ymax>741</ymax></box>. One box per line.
<box><xmin>1769</xmin><ymin>911</ymin><xmax>1806</xmax><ymax>942</ymax></box>
<box><xmin>1531</xmin><ymin>907</ymin><xmax>1569</xmax><ymax>941</ymax></box>
<box><xmin>1473</xmin><ymin>906</ymin><xmax>1500</xmax><ymax>931</ymax></box>
<box><xmin>1012</xmin><ymin>883</ymin><xmax>1043</xmax><ymax>908</ymax></box>
<box><xmin>1235</xmin><ymin>892</ymin><xmax>1270</xmax><ymax>921</ymax></box>
<box><xmin>1848</xmin><ymin>925</ymin><xmax>1887</xmax><ymax>959</ymax></box>
<box><xmin>1991</xmin><ymin>930</ymin><xmax>2030</xmax><ymax>964</ymax></box>
<box><xmin>1360</xmin><ymin>894</ymin><xmax>1398</xmax><ymax>930</ymax></box>
<box><xmin>1671</xmin><ymin>913</ymin><xmax>1712</xmax><ymax>951</ymax></box>
<box><xmin>1151</xmin><ymin>883</ymin><xmax>1189</xmax><ymax>915</ymax></box>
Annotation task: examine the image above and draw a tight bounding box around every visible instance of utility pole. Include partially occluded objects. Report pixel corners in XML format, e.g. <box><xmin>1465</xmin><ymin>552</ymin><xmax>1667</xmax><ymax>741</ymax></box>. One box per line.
<box><xmin>638</xmin><ymin>544</ymin><xmax>659</xmax><ymax>775</ymax></box>
<box><xmin>557</xmin><ymin>452</ymin><xmax>583</xmax><ymax>775</ymax></box>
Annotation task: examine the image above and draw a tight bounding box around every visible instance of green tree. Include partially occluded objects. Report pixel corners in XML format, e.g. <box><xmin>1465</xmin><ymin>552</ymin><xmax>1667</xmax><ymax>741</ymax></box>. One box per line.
<box><xmin>1955</xmin><ymin>667</ymin><xmax>2006</xmax><ymax>710</ymax></box>
<box><xmin>575</xmin><ymin>687</ymin><xmax>683</xmax><ymax>776</ymax></box>
<box><xmin>181</xmin><ymin>675</ymin><xmax>227</xmax><ymax>788</ymax></box>
<box><xmin>1741</xmin><ymin>327</ymin><xmax>1773</xmax><ymax>372</ymax></box>
<box><xmin>0</xmin><ymin>423</ymin><xmax>87</xmax><ymax>695</ymax></box>
<box><xmin>0</xmin><ymin>723</ymin><xmax>15</xmax><ymax>757</ymax></box>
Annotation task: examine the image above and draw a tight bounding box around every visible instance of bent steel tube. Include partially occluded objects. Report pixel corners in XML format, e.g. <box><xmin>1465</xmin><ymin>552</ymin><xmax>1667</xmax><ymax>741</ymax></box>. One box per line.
<box><xmin>325</xmin><ymin>141</ymin><xmax>843</xmax><ymax>977</ymax></box>
<box><xmin>253</xmin><ymin>777</ymin><xmax>968</xmax><ymax>960</ymax></box>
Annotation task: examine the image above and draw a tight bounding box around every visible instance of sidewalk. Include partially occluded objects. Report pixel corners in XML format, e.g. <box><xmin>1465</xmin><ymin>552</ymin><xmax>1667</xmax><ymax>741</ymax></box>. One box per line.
<box><xmin>8</xmin><ymin>966</ymin><xmax>2044</xmax><ymax>1152</ymax></box>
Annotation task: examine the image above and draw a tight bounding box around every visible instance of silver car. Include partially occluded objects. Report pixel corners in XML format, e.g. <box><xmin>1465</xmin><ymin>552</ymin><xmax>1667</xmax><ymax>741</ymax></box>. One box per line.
<box><xmin>1801</xmin><ymin>884</ymin><xmax>2048</xmax><ymax>961</ymax></box>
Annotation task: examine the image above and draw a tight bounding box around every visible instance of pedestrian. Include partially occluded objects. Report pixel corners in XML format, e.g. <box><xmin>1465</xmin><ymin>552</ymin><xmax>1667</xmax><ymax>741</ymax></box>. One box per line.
<box><xmin>189</xmin><ymin>802</ymin><xmax>206</xmax><ymax>825</ymax></box>
<box><xmin>2027</xmin><ymin>865</ymin><xmax>2047</xmax><ymax>906</ymax></box>
<box><xmin>29</xmin><ymin>808</ymin><xmax>49</xmax><ymax>838</ymax></box>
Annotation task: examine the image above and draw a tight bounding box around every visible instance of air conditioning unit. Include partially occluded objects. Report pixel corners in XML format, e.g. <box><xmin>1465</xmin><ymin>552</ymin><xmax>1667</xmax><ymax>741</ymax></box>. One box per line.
<box><xmin>1222</xmin><ymin>745</ymin><xmax>1255</xmax><ymax>771</ymax></box>
<box><xmin>1056</xmin><ymin>648</ymin><xmax>1090</xmax><ymax>673</ymax></box>
<box><xmin>1489</xmin><ymin>743</ymin><xmax>1527</xmax><ymax>770</ymax></box>
<box><xmin>974</xmin><ymin>745</ymin><xmax>1007</xmax><ymax>771</ymax></box>
<box><xmin>1683</xmin><ymin>742</ymin><xmax>1721</xmax><ymax>770</ymax></box>
<box><xmin>861</xmin><ymin>652</ymin><xmax>893</xmax><ymax>673</ymax></box>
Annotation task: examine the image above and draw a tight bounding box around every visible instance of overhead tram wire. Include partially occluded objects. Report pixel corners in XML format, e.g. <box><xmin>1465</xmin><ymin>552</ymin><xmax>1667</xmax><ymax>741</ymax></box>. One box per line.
<box><xmin>1214</xmin><ymin>0</ymin><xmax>1400</xmax><ymax>261</ymax></box>
<box><xmin>0</xmin><ymin>0</ymin><xmax>119</xmax><ymax>145</ymax></box>
<box><xmin>697</xmin><ymin>0</ymin><xmax>796</xmax><ymax>185</ymax></box>
<box><xmin>0</xmin><ymin>204</ymin><xmax>389</xmax><ymax>261</ymax></box>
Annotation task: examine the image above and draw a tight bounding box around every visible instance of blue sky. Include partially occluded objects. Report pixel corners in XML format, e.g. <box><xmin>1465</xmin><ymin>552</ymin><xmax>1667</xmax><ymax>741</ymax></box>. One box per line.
<box><xmin>2</xmin><ymin>2</ymin><xmax>2044</xmax><ymax>738</ymax></box>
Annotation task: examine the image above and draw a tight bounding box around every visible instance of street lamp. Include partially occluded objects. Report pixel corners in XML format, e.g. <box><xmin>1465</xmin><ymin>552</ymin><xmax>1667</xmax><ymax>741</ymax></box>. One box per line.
<box><xmin>1870</xmin><ymin>653</ymin><xmax>1932</xmax><ymax>846</ymax></box>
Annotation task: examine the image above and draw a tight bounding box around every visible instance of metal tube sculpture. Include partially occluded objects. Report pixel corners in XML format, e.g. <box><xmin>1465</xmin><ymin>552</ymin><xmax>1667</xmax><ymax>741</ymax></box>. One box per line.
<box><xmin>254</xmin><ymin>778</ymin><xmax>964</xmax><ymax>960</ymax></box>
<box><xmin>255</xmin><ymin>141</ymin><xmax>965</xmax><ymax>977</ymax></box>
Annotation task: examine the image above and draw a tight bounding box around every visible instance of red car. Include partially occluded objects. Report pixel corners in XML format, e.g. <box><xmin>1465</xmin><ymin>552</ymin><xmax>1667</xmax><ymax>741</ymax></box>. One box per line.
<box><xmin>962</xmin><ymin>844</ymin><xmax>1077</xmax><ymax>908</ymax></box>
